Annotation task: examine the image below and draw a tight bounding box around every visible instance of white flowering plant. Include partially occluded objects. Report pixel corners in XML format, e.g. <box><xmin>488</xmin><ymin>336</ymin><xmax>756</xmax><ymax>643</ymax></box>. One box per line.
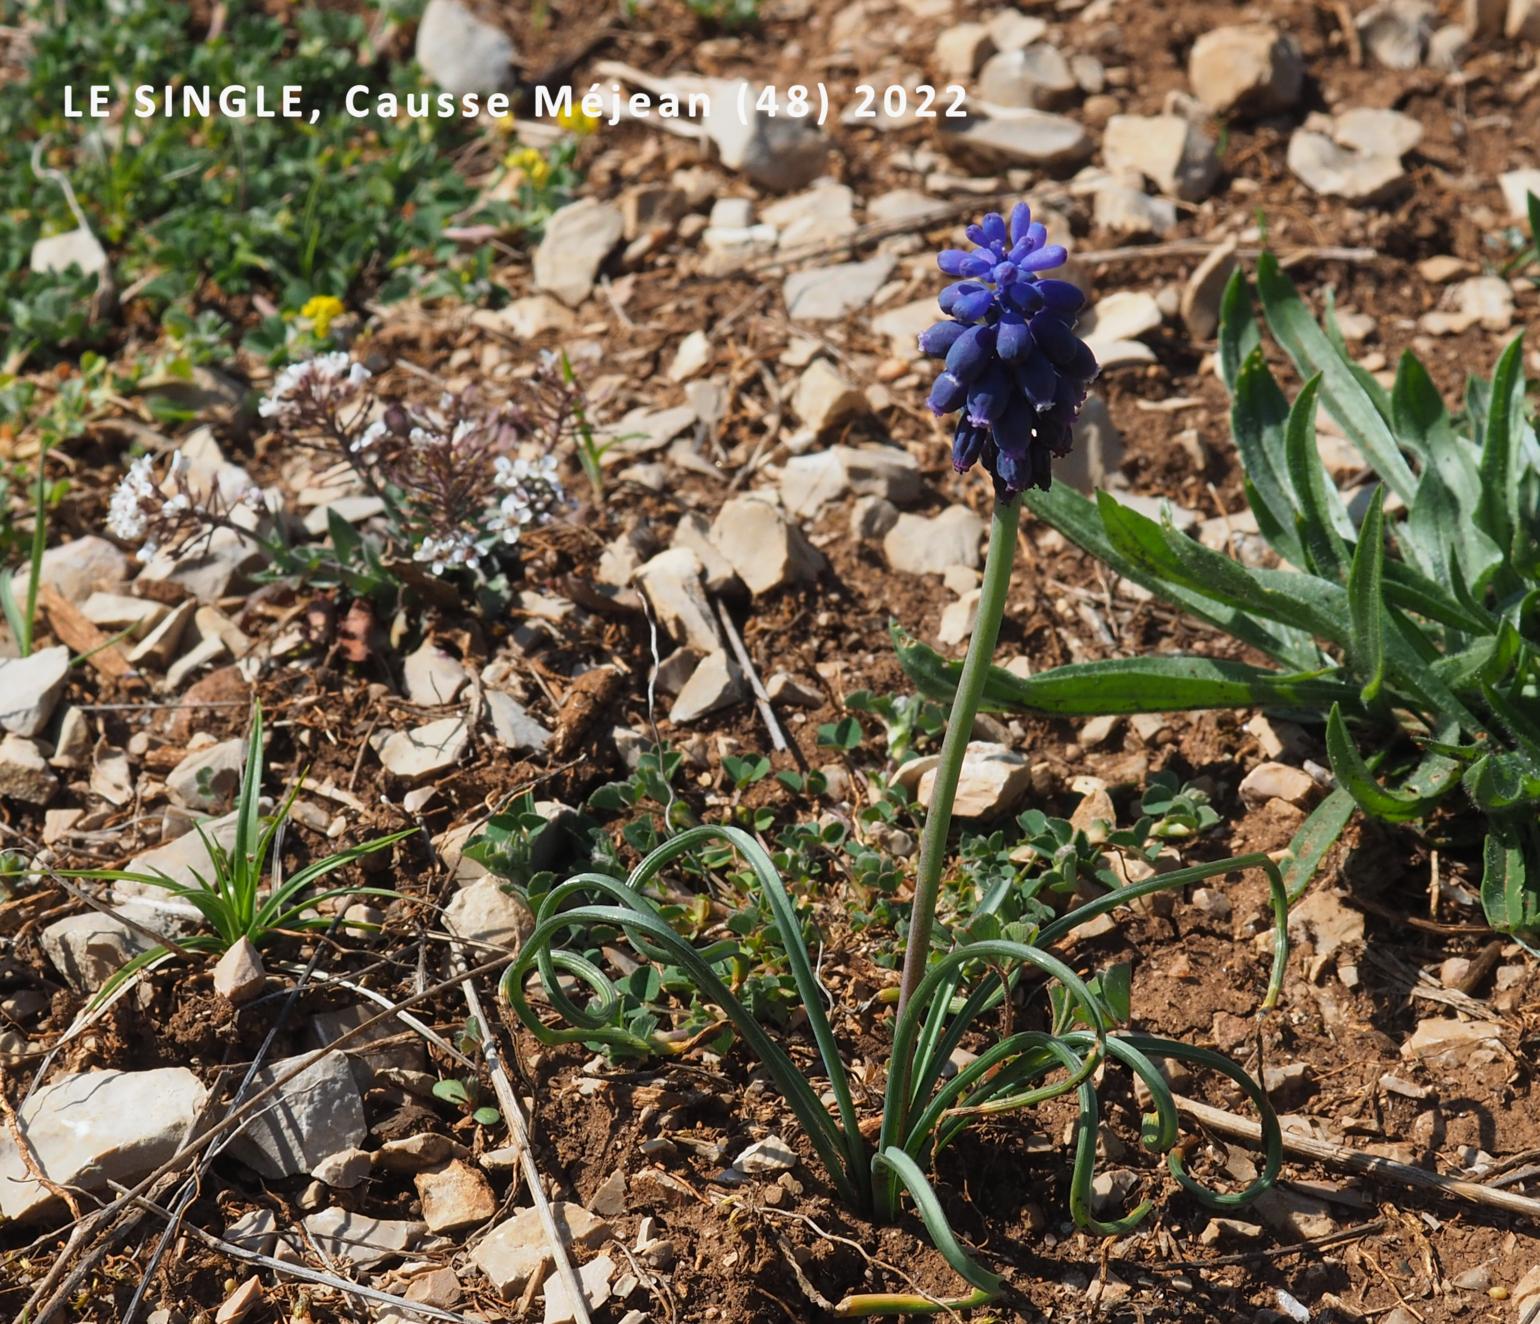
<box><xmin>106</xmin><ymin>350</ymin><xmax>585</xmax><ymax>611</ymax></box>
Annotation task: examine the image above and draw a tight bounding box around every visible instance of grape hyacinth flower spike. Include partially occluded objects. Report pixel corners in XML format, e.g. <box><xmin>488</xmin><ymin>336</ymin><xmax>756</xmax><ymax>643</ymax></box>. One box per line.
<box><xmin>896</xmin><ymin>203</ymin><xmax>1098</xmax><ymax>1021</ymax></box>
<box><xmin>920</xmin><ymin>203</ymin><xmax>1098</xmax><ymax>495</ymax></box>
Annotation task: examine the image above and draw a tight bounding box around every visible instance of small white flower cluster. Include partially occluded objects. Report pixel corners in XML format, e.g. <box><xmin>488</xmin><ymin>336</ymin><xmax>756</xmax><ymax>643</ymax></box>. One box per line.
<box><xmin>106</xmin><ymin>454</ymin><xmax>157</xmax><ymax>546</ymax></box>
<box><xmin>258</xmin><ymin>351</ymin><xmax>372</xmax><ymax>424</ymax></box>
<box><xmin>104</xmin><ymin>449</ymin><xmax>263</xmax><ymax>563</ymax></box>
<box><xmin>411</xmin><ymin>453</ymin><xmax>565</xmax><ymax>576</ymax></box>
<box><xmin>351</xmin><ymin>419</ymin><xmax>389</xmax><ymax>455</ymax></box>
<box><xmin>487</xmin><ymin>453</ymin><xmax>563</xmax><ymax>546</ymax></box>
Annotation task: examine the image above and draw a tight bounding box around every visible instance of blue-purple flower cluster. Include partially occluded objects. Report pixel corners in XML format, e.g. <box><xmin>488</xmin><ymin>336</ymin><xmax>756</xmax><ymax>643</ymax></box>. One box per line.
<box><xmin>921</xmin><ymin>204</ymin><xmax>1098</xmax><ymax>495</ymax></box>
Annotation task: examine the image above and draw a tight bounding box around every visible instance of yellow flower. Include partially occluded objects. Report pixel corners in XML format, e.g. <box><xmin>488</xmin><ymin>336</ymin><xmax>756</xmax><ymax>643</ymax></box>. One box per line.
<box><xmin>493</xmin><ymin>112</ymin><xmax>516</xmax><ymax>135</ymax></box>
<box><xmin>503</xmin><ymin>146</ymin><xmax>550</xmax><ymax>187</ymax></box>
<box><xmin>556</xmin><ymin>105</ymin><xmax>599</xmax><ymax>136</ymax></box>
<box><xmin>299</xmin><ymin>295</ymin><xmax>345</xmax><ymax>338</ymax></box>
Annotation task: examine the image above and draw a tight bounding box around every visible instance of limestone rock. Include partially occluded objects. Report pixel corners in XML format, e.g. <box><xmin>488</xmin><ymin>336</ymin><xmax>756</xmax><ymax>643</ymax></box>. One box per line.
<box><xmin>403</xmin><ymin>642</ymin><xmax>470</xmax><ymax>706</ymax></box>
<box><xmin>1356</xmin><ymin>0</ymin><xmax>1432</xmax><ymax>69</ymax></box>
<box><xmin>1287</xmin><ymin>130</ymin><xmax>1405</xmax><ymax>203</ymax></box>
<box><xmin>302</xmin><ymin>1208</ymin><xmax>425</xmax><ymax>1268</ymax></box>
<box><xmin>0</xmin><ymin>734</ymin><xmax>58</xmax><ymax>804</ymax></box>
<box><xmin>734</xmin><ymin>1135</ymin><xmax>798</xmax><ymax>1174</ymax></box>
<box><xmin>977</xmin><ymin>45</ymin><xmax>1077</xmax><ymax>110</ymax></box>
<box><xmin>1239</xmin><ymin>761</ymin><xmax>1317</xmax><ymax>809</ymax></box>
<box><xmin>791</xmin><ymin>359</ymin><xmax>866</xmax><ymax>434</ymax></box>
<box><xmin>1181</xmin><ymin>238</ymin><xmax>1240</xmax><ymax>341</ymax></box>
<box><xmin>415</xmin><ymin>0</ymin><xmax>516</xmax><ymax>95</ymax></box>
<box><xmin>544</xmin><ymin>1254</ymin><xmax>616</xmax><ymax>1324</ymax></box>
<box><xmin>483</xmin><ymin>690</ymin><xmax>553</xmax><ymax>753</ymax></box>
<box><xmin>374</xmin><ymin>717</ymin><xmax>470</xmax><ymax>784</ymax></box>
<box><xmin>212</xmin><ymin>937</ymin><xmax>267</xmax><ymax>1005</ymax></box>
<box><xmin>166</xmin><ymin>738</ymin><xmax>245</xmax><ymax>812</ymax></box>
<box><xmin>783</xmin><ymin>255</ymin><xmax>895</xmax><ymax>321</ymax></box>
<box><xmin>17</xmin><ymin>536</ymin><xmax>128</xmax><ymax>604</ymax></box>
<box><xmin>471</xmin><ymin>1202</ymin><xmax>610</xmax><ymax>1298</ymax></box>
<box><xmin>533</xmin><ymin>200</ymin><xmax>624</xmax><ymax>308</ymax></box>
<box><xmin>945</xmin><ymin>112</ymin><xmax>1093</xmax><ymax>170</ymax></box>
<box><xmin>226</xmin><ymin>1051</ymin><xmax>367</xmax><ymax>1179</ymax></box>
<box><xmin>883</xmin><ymin>505</ymin><xmax>984</xmax><ymax>576</ymax></box>
<box><xmin>1334</xmin><ymin>107</ymin><xmax>1423</xmax><ymax>159</ymax></box>
<box><xmin>416</xmin><ymin>1158</ymin><xmax>497</xmax><ymax>1232</ymax></box>
<box><xmin>634</xmin><ymin>548</ymin><xmax>721</xmax><ymax>652</ymax></box>
<box><xmin>1189</xmin><ymin>24</ymin><xmax>1303</xmax><ymax>117</ymax></box>
<box><xmin>0</xmin><ymin>1067</ymin><xmax>206</xmax><ymax>1222</ymax></box>
<box><xmin>708</xmin><ymin>495</ymin><xmax>825</xmax><ymax>595</ymax></box>
<box><xmin>39</xmin><ymin>911</ymin><xmax>155</xmax><ymax>994</ymax></box>
<box><xmin>916</xmin><ymin>741</ymin><xmax>1034</xmax><ymax>818</ymax></box>
<box><xmin>1499</xmin><ymin>168</ymin><xmax>1540</xmax><ymax>220</ymax></box>
<box><xmin>780</xmin><ymin>444</ymin><xmax>921</xmax><ymax>516</ymax></box>
<box><xmin>1103</xmin><ymin>114</ymin><xmax>1219</xmax><ymax>202</ymax></box>
<box><xmin>670</xmin><ymin>650</ymin><xmax>746</xmax><ymax>723</ymax></box>
<box><xmin>1056</xmin><ymin>396</ymin><xmax>1125</xmax><ymax>493</ymax></box>
<box><xmin>0</xmin><ymin>646</ymin><xmax>70</xmax><ymax>737</ymax></box>
<box><xmin>1400</xmin><ymin>1018</ymin><xmax>1506</xmax><ymax>1066</ymax></box>
<box><xmin>443</xmin><ymin>877</ymin><xmax>534</xmax><ymax>952</ymax></box>
<box><xmin>935</xmin><ymin>22</ymin><xmax>994</xmax><ymax>78</ymax></box>
<box><xmin>704</xmin><ymin>81</ymin><xmax>828</xmax><ymax>191</ymax></box>
<box><xmin>1093</xmin><ymin>185</ymin><xmax>1176</xmax><ymax>239</ymax></box>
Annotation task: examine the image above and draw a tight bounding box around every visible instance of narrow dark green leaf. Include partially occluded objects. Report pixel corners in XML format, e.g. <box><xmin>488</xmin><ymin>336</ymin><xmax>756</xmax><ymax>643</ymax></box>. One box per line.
<box><xmin>1023</xmin><ymin>485</ymin><xmax>1320</xmax><ymax>669</ymax></box>
<box><xmin>1477</xmin><ymin>335</ymin><xmax>1526</xmax><ymax>569</ymax></box>
<box><xmin>1324</xmin><ymin>705</ymin><xmax>1461</xmax><ymax>823</ymax></box>
<box><xmin>1346</xmin><ymin>487</ymin><xmax>1387</xmax><ymax>706</ymax></box>
<box><xmin>1480</xmin><ymin>825</ymin><xmax>1536</xmax><ymax>935</ymax></box>
<box><xmin>1462</xmin><ymin>753</ymin><xmax>1540</xmax><ymax>813</ymax></box>
<box><xmin>891</xmin><ymin>632</ymin><xmax>1356</xmax><ymax>716</ymax></box>
<box><xmin>1231</xmin><ymin>349</ymin><xmax>1305</xmax><ymax>566</ymax></box>
<box><xmin>1282</xmin><ymin>374</ymin><xmax>1350</xmax><ymax>580</ymax></box>
<box><xmin>1280</xmin><ymin>786</ymin><xmax>1357</xmax><ymax>903</ymax></box>
<box><xmin>1255</xmin><ymin>252</ymin><xmax>1418</xmax><ymax>502</ymax></box>
<box><xmin>1217</xmin><ymin>266</ymin><xmax>1259</xmax><ymax>395</ymax></box>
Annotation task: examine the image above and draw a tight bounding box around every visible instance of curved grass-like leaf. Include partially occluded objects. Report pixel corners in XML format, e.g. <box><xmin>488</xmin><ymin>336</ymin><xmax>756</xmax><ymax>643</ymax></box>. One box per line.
<box><xmin>499</xmin><ymin>825</ymin><xmax>870</xmax><ymax>1208</ymax></box>
<box><xmin>1038</xmin><ymin>850</ymin><xmax>1290</xmax><ymax>1010</ymax></box>
<box><xmin>1232</xmin><ymin>348</ymin><xmax>1305</xmax><ymax>568</ymax></box>
<box><xmin>834</xmin><ymin>1148</ymin><xmax>1003</xmax><ymax>1316</ymax></box>
<box><xmin>1218</xmin><ymin>267</ymin><xmax>1260</xmax><ymax>395</ymax></box>
<box><xmin>1478</xmin><ymin>335</ymin><xmax>1526</xmax><ymax>572</ymax></box>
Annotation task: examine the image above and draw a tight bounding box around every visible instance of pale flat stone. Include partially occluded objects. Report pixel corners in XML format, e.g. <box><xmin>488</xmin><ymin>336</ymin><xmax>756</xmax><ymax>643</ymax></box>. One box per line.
<box><xmin>0</xmin><ymin>646</ymin><xmax>70</xmax><ymax>737</ymax></box>
<box><xmin>0</xmin><ymin>1067</ymin><xmax>206</xmax><ymax>1222</ymax></box>
<box><xmin>402</xmin><ymin>642</ymin><xmax>470</xmax><ymax>706</ymax></box>
<box><xmin>471</xmin><ymin>1202</ymin><xmax>610</xmax><ymax>1298</ymax></box>
<box><xmin>1239</xmin><ymin>761</ymin><xmax>1317</xmax><ymax>809</ymax></box>
<box><xmin>0</xmin><ymin>733</ymin><xmax>58</xmax><ymax>804</ymax></box>
<box><xmin>634</xmin><ymin>548</ymin><xmax>721</xmax><ymax>652</ymax></box>
<box><xmin>227</xmin><ymin>1051</ymin><xmax>367</xmax><ymax>1179</ymax></box>
<box><xmin>416</xmin><ymin>1158</ymin><xmax>497</xmax><ymax>1232</ymax></box>
<box><xmin>302</xmin><ymin>1208</ymin><xmax>425</xmax><ymax>1268</ymax></box>
<box><xmin>708</xmin><ymin>495</ymin><xmax>824</xmax><ymax>595</ymax></box>
<box><xmin>166</xmin><ymin>737</ymin><xmax>245</xmax><ymax>812</ymax></box>
<box><xmin>883</xmin><ymin>505</ymin><xmax>983</xmax><ymax>576</ymax></box>
<box><xmin>415</xmin><ymin>0</ymin><xmax>515</xmax><ymax>95</ymax></box>
<box><xmin>1103</xmin><ymin>114</ymin><xmax>1219</xmax><ymax>201</ymax></box>
<box><xmin>212</xmin><ymin>937</ymin><xmax>267</xmax><ymax>1005</ymax></box>
<box><xmin>916</xmin><ymin>741</ymin><xmax>1034</xmax><ymax>818</ymax></box>
<box><xmin>1189</xmin><ymin>24</ymin><xmax>1303</xmax><ymax>116</ymax></box>
<box><xmin>39</xmin><ymin>911</ymin><xmax>155</xmax><ymax>993</ymax></box>
<box><xmin>443</xmin><ymin>877</ymin><xmax>533</xmax><ymax>952</ymax></box>
<box><xmin>945</xmin><ymin>112</ymin><xmax>1092</xmax><ymax>169</ymax></box>
<box><xmin>783</xmin><ymin>255</ymin><xmax>895</xmax><ymax>321</ymax></box>
<box><xmin>533</xmin><ymin>200</ymin><xmax>624</xmax><ymax>308</ymax></box>
<box><xmin>670</xmin><ymin>650</ymin><xmax>746</xmax><ymax>723</ymax></box>
<box><xmin>791</xmin><ymin>359</ymin><xmax>866</xmax><ymax>434</ymax></box>
<box><xmin>373</xmin><ymin>717</ymin><xmax>470</xmax><ymax>784</ymax></box>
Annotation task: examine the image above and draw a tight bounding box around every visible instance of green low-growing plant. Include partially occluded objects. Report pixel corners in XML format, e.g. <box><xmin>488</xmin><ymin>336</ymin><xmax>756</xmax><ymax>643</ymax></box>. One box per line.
<box><xmin>501</xmin><ymin>207</ymin><xmax>1293</xmax><ymax>1313</ymax></box>
<box><xmin>2</xmin><ymin>0</ymin><xmax>525</xmax><ymax>368</ymax></box>
<box><xmin>899</xmin><ymin>254</ymin><xmax>1540</xmax><ymax>939</ymax></box>
<box><xmin>22</xmin><ymin>701</ymin><xmax>410</xmax><ymax>1002</ymax></box>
